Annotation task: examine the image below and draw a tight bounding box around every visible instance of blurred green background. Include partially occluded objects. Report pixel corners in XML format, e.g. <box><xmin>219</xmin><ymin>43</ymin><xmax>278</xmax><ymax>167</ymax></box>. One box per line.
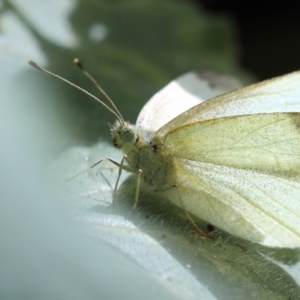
<box><xmin>1</xmin><ymin>1</ymin><xmax>300</xmax><ymax>299</ymax></box>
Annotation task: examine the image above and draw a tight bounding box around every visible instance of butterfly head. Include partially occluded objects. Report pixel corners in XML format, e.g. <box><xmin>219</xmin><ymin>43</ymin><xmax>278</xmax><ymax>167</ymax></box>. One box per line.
<box><xmin>110</xmin><ymin>120</ymin><xmax>137</xmax><ymax>149</ymax></box>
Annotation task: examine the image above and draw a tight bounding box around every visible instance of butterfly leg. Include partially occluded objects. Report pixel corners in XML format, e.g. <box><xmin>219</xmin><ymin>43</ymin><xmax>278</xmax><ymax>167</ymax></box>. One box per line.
<box><xmin>65</xmin><ymin>156</ymin><xmax>134</xmax><ymax>182</ymax></box>
<box><xmin>108</xmin><ymin>155</ymin><xmax>139</xmax><ymax>206</ymax></box>
<box><xmin>64</xmin><ymin>158</ymin><xmax>106</xmax><ymax>183</ymax></box>
<box><xmin>133</xmin><ymin>169</ymin><xmax>142</xmax><ymax>210</ymax></box>
<box><xmin>109</xmin><ymin>155</ymin><xmax>128</xmax><ymax>205</ymax></box>
<box><xmin>175</xmin><ymin>186</ymin><xmax>215</xmax><ymax>240</ymax></box>
<box><xmin>65</xmin><ymin>154</ymin><xmax>136</xmax><ymax>205</ymax></box>
<box><xmin>109</xmin><ymin>156</ymin><xmax>143</xmax><ymax>210</ymax></box>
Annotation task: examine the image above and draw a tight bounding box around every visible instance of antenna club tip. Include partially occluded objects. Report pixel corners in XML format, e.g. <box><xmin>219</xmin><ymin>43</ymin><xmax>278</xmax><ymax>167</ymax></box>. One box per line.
<box><xmin>28</xmin><ymin>60</ymin><xmax>40</xmax><ymax>70</ymax></box>
<box><xmin>73</xmin><ymin>58</ymin><xmax>84</xmax><ymax>70</ymax></box>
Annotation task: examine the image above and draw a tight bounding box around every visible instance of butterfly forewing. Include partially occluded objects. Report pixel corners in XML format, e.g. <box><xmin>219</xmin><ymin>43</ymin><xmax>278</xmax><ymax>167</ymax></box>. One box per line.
<box><xmin>162</xmin><ymin>113</ymin><xmax>300</xmax><ymax>175</ymax></box>
<box><xmin>156</xmin><ymin>71</ymin><xmax>300</xmax><ymax>138</ymax></box>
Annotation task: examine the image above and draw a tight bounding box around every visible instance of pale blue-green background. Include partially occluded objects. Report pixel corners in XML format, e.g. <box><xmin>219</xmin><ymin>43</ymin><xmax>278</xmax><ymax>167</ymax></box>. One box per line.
<box><xmin>1</xmin><ymin>0</ymin><xmax>299</xmax><ymax>299</ymax></box>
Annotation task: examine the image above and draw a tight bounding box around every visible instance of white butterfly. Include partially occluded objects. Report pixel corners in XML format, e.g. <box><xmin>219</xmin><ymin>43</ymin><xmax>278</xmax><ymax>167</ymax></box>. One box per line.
<box><xmin>29</xmin><ymin>60</ymin><xmax>300</xmax><ymax>248</ymax></box>
<box><xmin>134</xmin><ymin>70</ymin><xmax>300</xmax><ymax>248</ymax></box>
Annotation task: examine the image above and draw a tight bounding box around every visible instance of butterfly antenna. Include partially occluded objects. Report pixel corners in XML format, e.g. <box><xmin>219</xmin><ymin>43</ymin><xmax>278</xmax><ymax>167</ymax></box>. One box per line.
<box><xmin>73</xmin><ymin>58</ymin><xmax>124</xmax><ymax>124</ymax></box>
<box><xmin>28</xmin><ymin>60</ymin><xmax>124</xmax><ymax>124</ymax></box>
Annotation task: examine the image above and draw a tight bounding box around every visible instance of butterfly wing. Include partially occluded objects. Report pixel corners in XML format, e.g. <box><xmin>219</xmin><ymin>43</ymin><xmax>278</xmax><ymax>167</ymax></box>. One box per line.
<box><xmin>136</xmin><ymin>71</ymin><xmax>241</xmax><ymax>142</ymax></box>
<box><xmin>164</xmin><ymin>113</ymin><xmax>300</xmax><ymax>247</ymax></box>
<box><xmin>172</xmin><ymin>158</ymin><xmax>300</xmax><ymax>247</ymax></box>
<box><xmin>156</xmin><ymin>71</ymin><xmax>300</xmax><ymax>138</ymax></box>
<box><xmin>156</xmin><ymin>71</ymin><xmax>300</xmax><ymax>247</ymax></box>
<box><xmin>163</xmin><ymin>113</ymin><xmax>300</xmax><ymax>174</ymax></box>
